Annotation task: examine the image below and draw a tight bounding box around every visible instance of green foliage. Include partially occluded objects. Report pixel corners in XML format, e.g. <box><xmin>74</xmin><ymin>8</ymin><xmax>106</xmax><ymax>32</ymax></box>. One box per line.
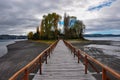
<box><xmin>63</xmin><ymin>13</ymin><xmax>85</xmax><ymax>40</ymax></box>
<box><xmin>27</xmin><ymin>12</ymin><xmax>61</xmax><ymax>40</ymax></box>
<box><xmin>27</xmin><ymin>32</ymin><xmax>33</xmax><ymax>40</ymax></box>
<box><xmin>40</xmin><ymin>13</ymin><xmax>61</xmax><ymax>40</ymax></box>
<box><xmin>27</xmin><ymin>12</ymin><xmax>86</xmax><ymax>40</ymax></box>
<box><xmin>72</xmin><ymin>20</ymin><xmax>85</xmax><ymax>39</ymax></box>
<box><xmin>33</xmin><ymin>32</ymin><xmax>40</xmax><ymax>40</ymax></box>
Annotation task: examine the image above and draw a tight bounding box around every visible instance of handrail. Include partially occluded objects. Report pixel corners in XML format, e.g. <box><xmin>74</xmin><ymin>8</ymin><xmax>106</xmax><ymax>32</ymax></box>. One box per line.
<box><xmin>9</xmin><ymin>40</ymin><xmax>59</xmax><ymax>80</ymax></box>
<box><xmin>63</xmin><ymin>40</ymin><xmax>120</xmax><ymax>80</ymax></box>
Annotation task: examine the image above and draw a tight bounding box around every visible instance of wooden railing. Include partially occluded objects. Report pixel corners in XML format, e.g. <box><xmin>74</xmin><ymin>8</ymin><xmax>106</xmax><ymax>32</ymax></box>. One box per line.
<box><xmin>63</xmin><ymin>40</ymin><xmax>120</xmax><ymax>80</ymax></box>
<box><xmin>9</xmin><ymin>40</ymin><xmax>59</xmax><ymax>80</ymax></box>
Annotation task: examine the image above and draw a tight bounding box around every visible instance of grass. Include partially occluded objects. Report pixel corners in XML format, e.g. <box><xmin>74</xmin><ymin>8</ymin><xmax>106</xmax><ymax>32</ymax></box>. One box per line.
<box><xmin>29</xmin><ymin>38</ymin><xmax>90</xmax><ymax>45</ymax></box>
<box><xmin>30</xmin><ymin>40</ymin><xmax>56</xmax><ymax>44</ymax></box>
<box><xmin>66</xmin><ymin>38</ymin><xmax>90</xmax><ymax>43</ymax></box>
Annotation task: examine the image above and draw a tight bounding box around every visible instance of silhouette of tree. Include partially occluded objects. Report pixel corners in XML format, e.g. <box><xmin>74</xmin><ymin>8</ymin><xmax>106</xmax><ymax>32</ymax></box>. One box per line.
<box><xmin>27</xmin><ymin>32</ymin><xmax>33</xmax><ymax>40</ymax></box>
<box><xmin>33</xmin><ymin>26</ymin><xmax>40</xmax><ymax>40</ymax></box>
<box><xmin>64</xmin><ymin>13</ymin><xmax>69</xmax><ymax>39</ymax></box>
<box><xmin>73</xmin><ymin>20</ymin><xmax>85</xmax><ymax>39</ymax></box>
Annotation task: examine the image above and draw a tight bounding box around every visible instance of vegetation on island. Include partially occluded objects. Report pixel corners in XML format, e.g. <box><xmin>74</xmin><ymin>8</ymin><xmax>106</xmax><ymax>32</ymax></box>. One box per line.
<box><xmin>27</xmin><ymin>12</ymin><xmax>86</xmax><ymax>40</ymax></box>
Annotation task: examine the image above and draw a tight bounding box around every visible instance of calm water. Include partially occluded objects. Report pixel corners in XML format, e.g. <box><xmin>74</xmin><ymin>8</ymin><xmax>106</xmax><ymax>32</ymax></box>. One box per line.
<box><xmin>0</xmin><ymin>39</ymin><xmax>26</xmax><ymax>57</ymax></box>
<box><xmin>85</xmin><ymin>37</ymin><xmax>120</xmax><ymax>41</ymax></box>
<box><xmin>85</xmin><ymin>37</ymin><xmax>120</xmax><ymax>58</ymax></box>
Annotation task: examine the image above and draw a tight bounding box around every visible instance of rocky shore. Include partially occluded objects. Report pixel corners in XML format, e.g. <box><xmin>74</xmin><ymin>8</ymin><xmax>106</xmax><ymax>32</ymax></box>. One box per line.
<box><xmin>0</xmin><ymin>40</ymin><xmax>49</xmax><ymax>80</ymax></box>
<box><xmin>69</xmin><ymin>40</ymin><xmax>120</xmax><ymax>80</ymax></box>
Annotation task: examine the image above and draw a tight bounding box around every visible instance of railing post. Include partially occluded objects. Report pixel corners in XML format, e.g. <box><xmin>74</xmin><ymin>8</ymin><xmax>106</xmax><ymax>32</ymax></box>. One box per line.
<box><xmin>71</xmin><ymin>47</ymin><xmax>72</xmax><ymax>54</ymax></box>
<box><xmin>71</xmin><ymin>48</ymin><xmax>72</xmax><ymax>54</ymax></box>
<box><xmin>39</xmin><ymin>58</ymin><xmax>42</xmax><ymax>75</ymax></box>
<box><xmin>51</xmin><ymin>47</ymin><xmax>53</xmax><ymax>54</ymax></box>
<box><xmin>23</xmin><ymin>69</ymin><xmax>29</xmax><ymax>80</ymax></box>
<box><xmin>74</xmin><ymin>48</ymin><xmax>76</xmax><ymax>57</ymax></box>
<box><xmin>85</xmin><ymin>55</ymin><xmax>88</xmax><ymax>74</ymax></box>
<box><xmin>46</xmin><ymin>53</ymin><xmax>47</xmax><ymax>64</ymax></box>
<box><xmin>78</xmin><ymin>50</ymin><xmax>80</xmax><ymax>63</ymax></box>
<box><xmin>48</xmin><ymin>49</ymin><xmax>50</xmax><ymax>58</ymax></box>
<box><xmin>102</xmin><ymin>68</ymin><xmax>107</xmax><ymax>80</ymax></box>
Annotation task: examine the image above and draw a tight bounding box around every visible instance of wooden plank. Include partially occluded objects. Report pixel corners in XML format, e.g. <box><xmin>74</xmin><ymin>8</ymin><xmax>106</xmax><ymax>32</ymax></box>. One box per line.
<box><xmin>33</xmin><ymin>40</ymin><xmax>96</xmax><ymax>80</ymax></box>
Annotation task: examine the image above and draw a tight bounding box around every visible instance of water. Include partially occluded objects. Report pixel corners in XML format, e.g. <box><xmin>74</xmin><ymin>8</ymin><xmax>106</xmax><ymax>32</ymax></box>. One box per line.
<box><xmin>85</xmin><ymin>37</ymin><xmax>120</xmax><ymax>41</ymax></box>
<box><xmin>0</xmin><ymin>39</ymin><xmax>26</xmax><ymax>57</ymax></box>
<box><xmin>85</xmin><ymin>37</ymin><xmax>120</xmax><ymax>57</ymax></box>
<box><xmin>84</xmin><ymin>37</ymin><xmax>120</xmax><ymax>73</ymax></box>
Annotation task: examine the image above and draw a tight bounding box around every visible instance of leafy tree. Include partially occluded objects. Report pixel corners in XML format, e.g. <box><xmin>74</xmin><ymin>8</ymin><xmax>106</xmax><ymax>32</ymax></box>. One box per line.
<box><xmin>73</xmin><ymin>20</ymin><xmax>85</xmax><ymax>39</ymax></box>
<box><xmin>27</xmin><ymin>32</ymin><xmax>33</xmax><ymax>40</ymax></box>
<box><xmin>33</xmin><ymin>32</ymin><xmax>40</xmax><ymax>40</ymax></box>
<box><xmin>52</xmin><ymin>13</ymin><xmax>61</xmax><ymax>39</ymax></box>
<box><xmin>40</xmin><ymin>13</ymin><xmax>61</xmax><ymax>40</ymax></box>
<box><xmin>33</xmin><ymin>26</ymin><xmax>40</xmax><ymax>40</ymax></box>
<box><xmin>64</xmin><ymin>13</ymin><xmax>70</xmax><ymax>39</ymax></box>
<box><xmin>40</xmin><ymin>20</ymin><xmax>45</xmax><ymax>39</ymax></box>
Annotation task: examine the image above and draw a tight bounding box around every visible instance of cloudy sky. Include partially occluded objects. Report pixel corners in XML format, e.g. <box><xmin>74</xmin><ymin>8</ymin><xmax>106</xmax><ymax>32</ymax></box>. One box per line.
<box><xmin>0</xmin><ymin>0</ymin><xmax>120</xmax><ymax>35</ymax></box>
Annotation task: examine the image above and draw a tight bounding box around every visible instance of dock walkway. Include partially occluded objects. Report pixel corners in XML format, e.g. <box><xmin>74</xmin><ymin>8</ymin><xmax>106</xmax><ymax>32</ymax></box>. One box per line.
<box><xmin>33</xmin><ymin>40</ymin><xmax>96</xmax><ymax>80</ymax></box>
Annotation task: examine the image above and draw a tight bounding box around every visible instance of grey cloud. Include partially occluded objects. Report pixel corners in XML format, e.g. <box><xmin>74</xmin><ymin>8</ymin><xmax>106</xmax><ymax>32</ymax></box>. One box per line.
<box><xmin>0</xmin><ymin>0</ymin><xmax>120</xmax><ymax>35</ymax></box>
<box><xmin>84</xmin><ymin>18</ymin><xmax>120</xmax><ymax>33</ymax></box>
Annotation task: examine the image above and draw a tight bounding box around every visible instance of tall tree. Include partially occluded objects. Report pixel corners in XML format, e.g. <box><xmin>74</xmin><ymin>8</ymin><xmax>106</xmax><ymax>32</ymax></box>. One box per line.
<box><xmin>40</xmin><ymin>13</ymin><xmax>61</xmax><ymax>40</ymax></box>
<box><xmin>27</xmin><ymin>32</ymin><xmax>33</xmax><ymax>40</ymax></box>
<box><xmin>73</xmin><ymin>20</ymin><xmax>85</xmax><ymax>39</ymax></box>
<box><xmin>64</xmin><ymin>13</ymin><xmax>70</xmax><ymax>39</ymax></box>
<box><xmin>33</xmin><ymin>26</ymin><xmax>40</xmax><ymax>40</ymax></box>
<box><xmin>52</xmin><ymin>13</ymin><xmax>61</xmax><ymax>39</ymax></box>
<box><xmin>40</xmin><ymin>20</ymin><xmax>45</xmax><ymax>39</ymax></box>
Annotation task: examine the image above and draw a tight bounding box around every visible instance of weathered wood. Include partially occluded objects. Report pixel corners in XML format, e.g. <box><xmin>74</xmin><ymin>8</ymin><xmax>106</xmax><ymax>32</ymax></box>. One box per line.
<box><xmin>33</xmin><ymin>40</ymin><xmax>96</xmax><ymax>80</ymax></box>
<box><xmin>102</xmin><ymin>68</ymin><xmax>107</xmax><ymax>80</ymax></box>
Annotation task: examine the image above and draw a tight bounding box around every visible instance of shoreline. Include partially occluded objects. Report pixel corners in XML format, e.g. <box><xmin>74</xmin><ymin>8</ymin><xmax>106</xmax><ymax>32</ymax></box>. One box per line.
<box><xmin>69</xmin><ymin>40</ymin><xmax>120</xmax><ymax>80</ymax></box>
<box><xmin>0</xmin><ymin>40</ymin><xmax>49</xmax><ymax>80</ymax></box>
<box><xmin>0</xmin><ymin>39</ymin><xmax>26</xmax><ymax>58</ymax></box>
<box><xmin>0</xmin><ymin>39</ymin><xmax>119</xmax><ymax>80</ymax></box>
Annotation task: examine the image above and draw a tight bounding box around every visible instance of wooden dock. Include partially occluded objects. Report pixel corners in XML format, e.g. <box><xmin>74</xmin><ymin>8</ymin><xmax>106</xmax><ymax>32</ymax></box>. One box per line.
<box><xmin>33</xmin><ymin>40</ymin><xmax>96</xmax><ymax>80</ymax></box>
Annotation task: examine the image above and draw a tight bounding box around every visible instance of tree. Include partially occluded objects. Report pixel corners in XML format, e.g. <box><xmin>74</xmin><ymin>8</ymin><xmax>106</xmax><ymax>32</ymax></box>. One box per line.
<box><xmin>73</xmin><ymin>20</ymin><xmax>85</xmax><ymax>39</ymax></box>
<box><xmin>27</xmin><ymin>32</ymin><xmax>33</xmax><ymax>40</ymax></box>
<box><xmin>52</xmin><ymin>13</ymin><xmax>61</xmax><ymax>39</ymax></box>
<box><xmin>40</xmin><ymin>12</ymin><xmax>61</xmax><ymax>40</ymax></box>
<box><xmin>33</xmin><ymin>32</ymin><xmax>40</xmax><ymax>40</ymax></box>
<box><xmin>40</xmin><ymin>20</ymin><xmax>45</xmax><ymax>39</ymax></box>
<box><xmin>64</xmin><ymin>13</ymin><xmax>70</xmax><ymax>39</ymax></box>
<box><xmin>33</xmin><ymin>26</ymin><xmax>40</xmax><ymax>40</ymax></box>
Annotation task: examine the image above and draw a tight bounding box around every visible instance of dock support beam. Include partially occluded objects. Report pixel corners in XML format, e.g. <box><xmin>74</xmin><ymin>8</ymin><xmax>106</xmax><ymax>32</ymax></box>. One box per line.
<box><xmin>85</xmin><ymin>55</ymin><xmax>88</xmax><ymax>74</ymax></box>
<box><xmin>39</xmin><ymin>58</ymin><xmax>42</xmax><ymax>75</ymax></box>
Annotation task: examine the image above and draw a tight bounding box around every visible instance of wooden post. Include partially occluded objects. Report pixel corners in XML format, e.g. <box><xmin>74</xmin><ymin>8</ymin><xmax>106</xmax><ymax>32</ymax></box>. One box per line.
<box><xmin>48</xmin><ymin>49</ymin><xmax>50</xmax><ymax>58</ymax></box>
<box><xmin>85</xmin><ymin>55</ymin><xmax>88</xmax><ymax>74</ymax></box>
<box><xmin>50</xmin><ymin>48</ymin><xmax>52</xmax><ymax>54</ymax></box>
<box><xmin>39</xmin><ymin>58</ymin><xmax>42</xmax><ymax>75</ymax></box>
<box><xmin>23</xmin><ymin>69</ymin><xmax>29</xmax><ymax>80</ymax></box>
<box><xmin>78</xmin><ymin>50</ymin><xmax>80</xmax><ymax>63</ymax></box>
<box><xmin>102</xmin><ymin>68</ymin><xmax>107</xmax><ymax>80</ymax></box>
<box><xmin>71</xmin><ymin>47</ymin><xmax>72</xmax><ymax>54</ymax></box>
<box><xmin>74</xmin><ymin>48</ymin><xmax>76</xmax><ymax>57</ymax></box>
<box><xmin>46</xmin><ymin>53</ymin><xmax>47</xmax><ymax>64</ymax></box>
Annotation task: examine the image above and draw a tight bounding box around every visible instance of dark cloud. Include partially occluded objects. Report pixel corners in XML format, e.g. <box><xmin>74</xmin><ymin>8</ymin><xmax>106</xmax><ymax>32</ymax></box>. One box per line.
<box><xmin>0</xmin><ymin>0</ymin><xmax>76</xmax><ymax>35</ymax></box>
<box><xmin>0</xmin><ymin>0</ymin><xmax>120</xmax><ymax>35</ymax></box>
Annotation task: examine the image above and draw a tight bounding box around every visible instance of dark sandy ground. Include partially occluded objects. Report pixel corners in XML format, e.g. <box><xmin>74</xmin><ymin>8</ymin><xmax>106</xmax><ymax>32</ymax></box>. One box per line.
<box><xmin>0</xmin><ymin>40</ymin><xmax>49</xmax><ymax>80</ymax></box>
<box><xmin>69</xmin><ymin>40</ymin><xmax>120</xmax><ymax>80</ymax></box>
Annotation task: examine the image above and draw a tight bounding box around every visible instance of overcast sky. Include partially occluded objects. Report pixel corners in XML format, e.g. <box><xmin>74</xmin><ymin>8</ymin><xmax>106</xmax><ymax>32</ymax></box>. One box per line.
<box><xmin>0</xmin><ymin>0</ymin><xmax>120</xmax><ymax>35</ymax></box>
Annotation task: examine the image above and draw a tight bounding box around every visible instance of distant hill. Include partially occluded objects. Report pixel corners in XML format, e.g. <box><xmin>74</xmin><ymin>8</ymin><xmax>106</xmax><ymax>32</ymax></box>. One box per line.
<box><xmin>84</xmin><ymin>34</ymin><xmax>120</xmax><ymax>37</ymax></box>
<box><xmin>0</xmin><ymin>35</ymin><xmax>27</xmax><ymax>39</ymax></box>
